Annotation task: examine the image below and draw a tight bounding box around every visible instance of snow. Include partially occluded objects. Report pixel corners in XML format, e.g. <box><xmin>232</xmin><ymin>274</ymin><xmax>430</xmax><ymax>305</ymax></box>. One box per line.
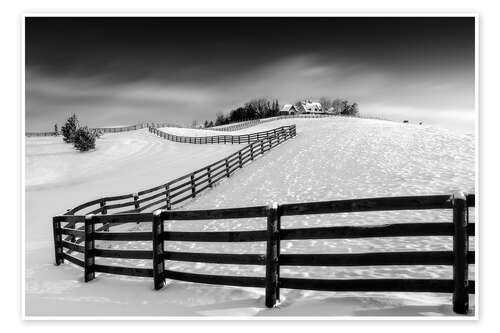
<box><xmin>211</xmin><ymin>119</ymin><xmax>258</xmax><ymax>129</ymax></box>
<box><xmin>159</xmin><ymin>120</ymin><xmax>296</xmax><ymax>139</ymax></box>
<box><xmin>157</xmin><ymin>126</ymin><xmax>229</xmax><ymax>137</ymax></box>
<box><xmin>96</xmin><ymin>125</ymin><xmax>128</xmax><ymax>128</ymax></box>
<box><xmin>25</xmin><ymin>117</ymin><xmax>475</xmax><ymax>317</ymax></box>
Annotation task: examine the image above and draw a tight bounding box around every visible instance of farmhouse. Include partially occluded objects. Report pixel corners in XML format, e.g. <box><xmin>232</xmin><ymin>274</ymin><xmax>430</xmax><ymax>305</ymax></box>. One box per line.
<box><xmin>279</xmin><ymin>104</ymin><xmax>298</xmax><ymax>115</ymax></box>
<box><xmin>280</xmin><ymin>101</ymin><xmax>324</xmax><ymax>115</ymax></box>
<box><xmin>303</xmin><ymin>101</ymin><xmax>323</xmax><ymax>114</ymax></box>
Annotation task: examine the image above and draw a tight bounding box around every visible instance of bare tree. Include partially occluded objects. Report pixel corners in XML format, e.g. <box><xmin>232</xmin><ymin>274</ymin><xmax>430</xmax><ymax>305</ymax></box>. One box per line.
<box><xmin>319</xmin><ymin>97</ymin><xmax>332</xmax><ymax>112</ymax></box>
<box><xmin>330</xmin><ymin>99</ymin><xmax>340</xmax><ymax>114</ymax></box>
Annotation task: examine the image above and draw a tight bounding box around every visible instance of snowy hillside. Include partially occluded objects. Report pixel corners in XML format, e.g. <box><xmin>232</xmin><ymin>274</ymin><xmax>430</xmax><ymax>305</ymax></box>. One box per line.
<box><xmin>185</xmin><ymin>117</ymin><xmax>474</xmax><ymax>207</ymax></box>
<box><xmin>25</xmin><ymin>117</ymin><xmax>475</xmax><ymax>317</ymax></box>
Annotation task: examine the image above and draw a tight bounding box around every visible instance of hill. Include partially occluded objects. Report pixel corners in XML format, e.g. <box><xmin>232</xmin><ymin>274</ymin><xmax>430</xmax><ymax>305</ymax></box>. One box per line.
<box><xmin>25</xmin><ymin>117</ymin><xmax>475</xmax><ymax>316</ymax></box>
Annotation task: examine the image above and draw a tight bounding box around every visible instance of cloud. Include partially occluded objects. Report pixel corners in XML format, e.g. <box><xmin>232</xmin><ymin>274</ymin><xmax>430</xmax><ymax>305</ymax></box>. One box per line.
<box><xmin>25</xmin><ymin>53</ymin><xmax>474</xmax><ymax>132</ymax></box>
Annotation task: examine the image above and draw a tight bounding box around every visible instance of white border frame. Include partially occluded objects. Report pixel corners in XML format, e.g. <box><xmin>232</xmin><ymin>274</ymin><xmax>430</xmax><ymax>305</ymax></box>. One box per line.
<box><xmin>21</xmin><ymin>12</ymin><xmax>479</xmax><ymax>321</ymax></box>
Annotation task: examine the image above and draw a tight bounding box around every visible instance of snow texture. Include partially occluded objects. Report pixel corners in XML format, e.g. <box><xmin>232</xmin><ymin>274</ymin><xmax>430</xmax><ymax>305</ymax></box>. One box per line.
<box><xmin>25</xmin><ymin>117</ymin><xmax>475</xmax><ymax>317</ymax></box>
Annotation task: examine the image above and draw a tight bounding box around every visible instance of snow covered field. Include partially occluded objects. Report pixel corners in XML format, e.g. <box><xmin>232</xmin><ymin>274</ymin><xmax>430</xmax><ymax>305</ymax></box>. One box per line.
<box><xmin>24</xmin><ymin>117</ymin><xmax>475</xmax><ymax>317</ymax></box>
<box><xmin>158</xmin><ymin>121</ymin><xmax>294</xmax><ymax>138</ymax></box>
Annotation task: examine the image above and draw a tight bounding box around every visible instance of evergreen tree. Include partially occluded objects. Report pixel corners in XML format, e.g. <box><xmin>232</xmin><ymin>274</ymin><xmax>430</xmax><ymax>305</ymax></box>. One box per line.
<box><xmin>73</xmin><ymin>126</ymin><xmax>97</xmax><ymax>152</ymax></box>
<box><xmin>61</xmin><ymin>114</ymin><xmax>79</xmax><ymax>143</ymax></box>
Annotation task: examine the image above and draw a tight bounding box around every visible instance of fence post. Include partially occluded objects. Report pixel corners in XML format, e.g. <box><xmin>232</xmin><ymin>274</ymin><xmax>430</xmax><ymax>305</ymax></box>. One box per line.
<box><xmin>165</xmin><ymin>184</ymin><xmax>171</xmax><ymax>210</ymax></box>
<box><xmin>452</xmin><ymin>191</ymin><xmax>469</xmax><ymax>314</ymax></box>
<box><xmin>84</xmin><ymin>214</ymin><xmax>95</xmax><ymax>282</ymax></box>
<box><xmin>265</xmin><ymin>202</ymin><xmax>279</xmax><ymax>308</ymax></box>
<box><xmin>52</xmin><ymin>217</ymin><xmax>64</xmax><ymax>265</ymax></box>
<box><xmin>100</xmin><ymin>199</ymin><xmax>109</xmax><ymax>231</ymax></box>
<box><xmin>133</xmin><ymin>192</ymin><xmax>140</xmax><ymax>213</ymax></box>
<box><xmin>276</xmin><ymin>204</ymin><xmax>282</xmax><ymax>302</ymax></box>
<box><xmin>191</xmin><ymin>174</ymin><xmax>196</xmax><ymax>198</ymax></box>
<box><xmin>152</xmin><ymin>209</ymin><xmax>165</xmax><ymax>290</ymax></box>
<box><xmin>250</xmin><ymin>142</ymin><xmax>254</xmax><ymax>161</ymax></box>
<box><xmin>225</xmin><ymin>159</ymin><xmax>230</xmax><ymax>177</ymax></box>
<box><xmin>207</xmin><ymin>166</ymin><xmax>212</xmax><ymax>188</ymax></box>
<box><xmin>238</xmin><ymin>151</ymin><xmax>243</xmax><ymax>168</ymax></box>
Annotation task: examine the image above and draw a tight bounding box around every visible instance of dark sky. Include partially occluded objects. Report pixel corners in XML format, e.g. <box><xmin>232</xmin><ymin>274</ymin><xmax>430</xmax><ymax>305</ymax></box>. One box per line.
<box><xmin>25</xmin><ymin>17</ymin><xmax>475</xmax><ymax>131</ymax></box>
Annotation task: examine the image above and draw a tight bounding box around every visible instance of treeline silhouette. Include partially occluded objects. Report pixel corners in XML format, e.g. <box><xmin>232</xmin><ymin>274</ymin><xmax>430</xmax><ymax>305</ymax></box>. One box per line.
<box><xmin>201</xmin><ymin>97</ymin><xmax>359</xmax><ymax>128</ymax></box>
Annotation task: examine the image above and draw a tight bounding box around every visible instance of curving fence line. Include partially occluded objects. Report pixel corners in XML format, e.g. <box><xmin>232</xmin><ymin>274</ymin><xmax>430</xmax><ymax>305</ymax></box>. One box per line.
<box><xmin>61</xmin><ymin>125</ymin><xmax>296</xmax><ymax>218</ymax></box>
<box><xmin>149</xmin><ymin>125</ymin><xmax>296</xmax><ymax>144</ymax></box>
<box><xmin>97</xmin><ymin>122</ymin><xmax>181</xmax><ymax>134</ymax></box>
<box><xmin>53</xmin><ymin>192</ymin><xmax>476</xmax><ymax>314</ymax></box>
<box><xmin>27</xmin><ymin>114</ymin><xmax>334</xmax><ymax>137</ymax></box>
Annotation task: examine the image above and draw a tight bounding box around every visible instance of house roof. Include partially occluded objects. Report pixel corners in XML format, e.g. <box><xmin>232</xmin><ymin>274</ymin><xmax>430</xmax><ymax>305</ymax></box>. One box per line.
<box><xmin>303</xmin><ymin>102</ymin><xmax>322</xmax><ymax>112</ymax></box>
<box><xmin>280</xmin><ymin>104</ymin><xmax>296</xmax><ymax>112</ymax></box>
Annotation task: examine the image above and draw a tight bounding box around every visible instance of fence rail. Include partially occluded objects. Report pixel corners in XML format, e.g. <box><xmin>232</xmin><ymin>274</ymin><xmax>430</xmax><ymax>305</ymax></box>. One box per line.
<box><xmin>149</xmin><ymin>125</ymin><xmax>296</xmax><ymax>145</ymax></box>
<box><xmin>26</xmin><ymin>122</ymin><xmax>181</xmax><ymax>137</ymax></box>
<box><xmin>209</xmin><ymin>114</ymin><xmax>338</xmax><ymax>131</ymax></box>
<box><xmin>25</xmin><ymin>131</ymin><xmax>58</xmax><ymax>137</ymax></box>
<box><xmin>59</xmin><ymin>125</ymin><xmax>296</xmax><ymax>221</ymax></box>
<box><xmin>97</xmin><ymin>122</ymin><xmax>181</xmax><ymax>133</ymax></box>
<box><xmin>53</xmin><ymin>192</ymin><xmax>476</xmax><ymax>314</ymax></box>
<box><xmin>27</xmin><ymin>114</ymin><xmax>331</xmax><ymax>137</ymax></box>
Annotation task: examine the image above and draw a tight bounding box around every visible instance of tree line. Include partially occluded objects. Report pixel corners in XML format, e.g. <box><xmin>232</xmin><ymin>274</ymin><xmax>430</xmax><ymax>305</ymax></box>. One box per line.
<box><xmin>316</xmin><ymin>97</ymin><xmax>359</xmax><ymax>116</ymax></box>
<box><xmin>200</xmin><ymin>97</ymin><xmax>359</xmax><ymax>128</ymax></box>
<box><xmin>203</xmin><ymin>98</ymin><xmax>280</xmax><ymax>127</ymax></box>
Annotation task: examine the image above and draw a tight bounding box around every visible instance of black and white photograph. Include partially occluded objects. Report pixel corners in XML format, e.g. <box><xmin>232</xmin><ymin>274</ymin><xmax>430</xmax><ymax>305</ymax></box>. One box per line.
<box><xmin>23</xmin><ymin>15</ymin><xmax>477</xmax><ymax>318</ymax></box>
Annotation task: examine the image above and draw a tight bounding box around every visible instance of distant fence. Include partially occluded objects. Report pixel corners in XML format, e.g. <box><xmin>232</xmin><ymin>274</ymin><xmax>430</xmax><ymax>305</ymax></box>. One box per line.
<box><xmin>209</xmin><ymin>114</ymin><xmax>337</xmax><ymax>132</ymax></box>
<box><xmin>53</xmin><ymin>192</ymin><xmax>475</xmax><ymax>314</ymax></box>
<box><xmin>25</xmin><ymin>131</ymin><xmax>58</xmax><ymax>137</ymax></box>
<box><xmin>149</xmin><ymin>125</ymin><xmax>296</xmax><ymax>144</ymax></box>
<box><xmin>27</xmin><ymin>114</ymin><xmax>332</xmax><ymax>137</ymax></box>
<box><xmin>25</xmin><ymin>122</ymin><xmax>181</xmax><ymax>137</ymax></box>
<box><xmin>97</xmin><ymin>122</ymin><xmax>181</xmax><ymax>134</ymax></box>
<box><xmin>210</xmin><ymin>120</ymin><xmax>263</xmax><ymax>131</ymax></box>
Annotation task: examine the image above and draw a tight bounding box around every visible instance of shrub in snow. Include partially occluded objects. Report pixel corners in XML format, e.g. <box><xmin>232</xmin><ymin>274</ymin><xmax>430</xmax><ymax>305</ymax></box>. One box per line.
<box><xmin>73</xmin><ymin>126</ymin><xmax>97</xmax><ymax>152</ymax></box>
<box><xmin>61</xmin><ymin>114</ymin><xmax>79</xmax><ymax>143</ymax></box>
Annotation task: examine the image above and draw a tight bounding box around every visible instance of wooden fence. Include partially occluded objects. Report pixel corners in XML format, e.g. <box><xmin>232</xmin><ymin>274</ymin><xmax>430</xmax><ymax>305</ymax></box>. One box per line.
<box><xmin>25</xmin><ymin>131</ymin><xmax>58</xmax><ymax>137</ymax></box>
<box><xmin>53</xmin><ymin>192</ymin><xmax>475</xmax><ymax>314</ymax></box>
<box><xmin>61</xmin><ymin>125</ymin><xmax>296</xmax><ymax>218</ymax></box>
<box><xmin>149</xmin><ymin>125</ymin><xmax>296</xmax><ymax>145</ymax></box>
<box><xmin>27</xmin><ymin>114</ymin><xmax>330</xmax><ymax>137</ymax></box>
<box><xmin>208</xmin><ymin>114</ymin><xmax>338</xmax><ymax>132</ymax></box>
<box><xmin>210</xmin><ymin>120</ymin><xmax>263</xmax><ymax>132</ymax></box>
<box><xmin>97</xmin><ymin>122</ymin><xmax>181</xmax><ymax>133</ymax></box>
<box><xmin>25</xmin><ymin>122</ymin><xmax>181</xmax><ymax>137</ymax></box>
